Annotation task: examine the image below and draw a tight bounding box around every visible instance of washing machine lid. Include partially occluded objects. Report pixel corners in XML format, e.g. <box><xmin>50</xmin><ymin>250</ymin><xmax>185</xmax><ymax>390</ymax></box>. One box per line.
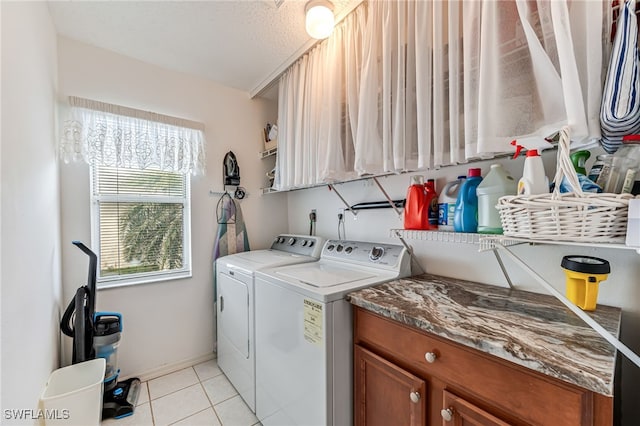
<box><xmin>217</xmin><ymin>249</ymin><xmax>314</xmax><ymax>274</ymax></box>
<box><xmin>273</xmin><ymin>262</ymin><xmax>376</xmax><ymax>288</ymax></box>
<box><xmin>232</xmin><ymin>250</ymin><xmax>301</xmax><ymax>265</ymax></box>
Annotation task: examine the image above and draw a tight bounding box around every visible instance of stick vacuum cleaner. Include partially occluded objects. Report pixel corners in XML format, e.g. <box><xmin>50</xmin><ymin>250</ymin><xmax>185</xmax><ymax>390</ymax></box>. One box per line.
<box><xmin>61</xmin><ymin>241</ymin><xmax>140</xmax><ymax>420</ymax></box>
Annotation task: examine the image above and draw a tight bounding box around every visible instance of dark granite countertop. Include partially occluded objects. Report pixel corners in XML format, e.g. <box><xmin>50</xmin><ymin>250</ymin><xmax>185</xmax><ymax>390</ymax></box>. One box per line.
<box><xmin>347</xmin><ymin>273</ymin><xmax>622</xmax><ymax>396</ymax></box>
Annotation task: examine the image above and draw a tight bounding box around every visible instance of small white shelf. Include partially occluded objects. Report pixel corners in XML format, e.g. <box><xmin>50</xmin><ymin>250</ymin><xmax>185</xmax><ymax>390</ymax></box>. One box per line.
<box><xmin>478</xmin><ymin>235</ymin><xmax>640</xmax><ymax>253</ymax></box>
<box><xmin>391</xmin><ymin>230</ymin><xmax>639</xmax><ymax>253</ymax></box>
<box><xmin>390</xmin><ymin>229</ymin><xmax>522</xmax><ymax>247</ymax></box>
<box><xmin>260</xmin><ymin>147</ymin><xmax>277</xmax><ymax>159</ymax></box>
<box><xmin>391</xmin><ymin>229</ymin><xmax>481</xmax><ymax>244</ymax></box>
<box><xmin>261</xmin><ymin>187</ymin><xmax>279</xmax><ymax>195</ymax></box>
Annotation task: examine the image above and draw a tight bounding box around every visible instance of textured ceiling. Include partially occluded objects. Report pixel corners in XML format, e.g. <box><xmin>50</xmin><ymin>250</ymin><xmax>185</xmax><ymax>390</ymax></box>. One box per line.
<box><xmin>48</xmin><ymin>0</ymin><xmax>360</xmax><ymax>98</ymax></box>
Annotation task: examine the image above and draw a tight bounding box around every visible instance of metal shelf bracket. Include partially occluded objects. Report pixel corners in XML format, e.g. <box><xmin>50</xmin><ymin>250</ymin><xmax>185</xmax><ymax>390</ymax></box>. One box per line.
<box><xmin>490</xmin><ymin>241</ymin><xmax>640</xmax><ymax>369</ymax></box>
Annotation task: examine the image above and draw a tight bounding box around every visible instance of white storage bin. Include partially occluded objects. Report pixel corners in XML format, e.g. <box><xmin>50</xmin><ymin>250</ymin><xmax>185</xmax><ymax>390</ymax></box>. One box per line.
<box><xmin>39</xmin><ymin>358</ymin><xmax>105</xmax><ymax>426</ymax></box>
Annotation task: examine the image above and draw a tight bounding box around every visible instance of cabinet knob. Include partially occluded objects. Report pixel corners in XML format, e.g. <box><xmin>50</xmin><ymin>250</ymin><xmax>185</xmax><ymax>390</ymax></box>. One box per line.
<box><xmin>424</xmin><ymin>352</ymin><xmax>437</xmax><ymax>363</ymax></box>
<box><xmin>409</xmin><ymin>391</ymin><xmax>421</xmax><ymax>403</ymax></box>
<box><xmin>441</xmin><ymin>408</ymin><xmax>454</xmax><ymax>422</ymax></box>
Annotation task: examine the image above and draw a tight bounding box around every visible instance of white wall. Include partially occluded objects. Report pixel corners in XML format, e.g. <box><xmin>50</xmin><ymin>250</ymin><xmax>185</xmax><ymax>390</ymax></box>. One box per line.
<box><xmin>57</xmin><ymin>37</ymin><xmax>286</xmax><ymax>379</ymax></box>
<box><xmin>287</xmin><ymin>152</ymin><xmax>640</xmax><ymax>425</ymax></box>
<box><xmin>1</xmin><ymin>1</ymin><xmax>62</xmax><ymax>420</ymax></box>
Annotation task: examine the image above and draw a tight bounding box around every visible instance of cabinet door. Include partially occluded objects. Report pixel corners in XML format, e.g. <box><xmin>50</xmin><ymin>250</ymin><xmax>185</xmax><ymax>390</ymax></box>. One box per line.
<box><xmin>355</xmin><ymin>345</ymin><xmax>426</xmax><ymax>426</ymax></box>
<box><xmin>441</xmin><ymin>390</ymin><xmax>511</xmax><ymax>426</ymax></box>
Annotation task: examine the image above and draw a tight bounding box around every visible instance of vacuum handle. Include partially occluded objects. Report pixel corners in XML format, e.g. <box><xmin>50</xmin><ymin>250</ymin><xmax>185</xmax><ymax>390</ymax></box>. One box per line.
<box><xmin>72</xmin><ymin>241</ymin><xmax>98</xmax><ymax>325</ymax></box>
<box><xmin>73</xmin><ymin>287</ymin><xmax>90</xmax><ymax>363</ymax></box>
<box><xmin>72</xmin><ymin>241</ymin><xmax>97</xmax><ymax>261</ymax></box>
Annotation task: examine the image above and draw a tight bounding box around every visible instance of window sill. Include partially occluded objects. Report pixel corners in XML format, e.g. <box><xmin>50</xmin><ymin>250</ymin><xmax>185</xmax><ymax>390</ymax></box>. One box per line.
<box><xmin>97</xmin><ymin>270</ymin><xmax>192</xmax><ymax>290</ymax></box>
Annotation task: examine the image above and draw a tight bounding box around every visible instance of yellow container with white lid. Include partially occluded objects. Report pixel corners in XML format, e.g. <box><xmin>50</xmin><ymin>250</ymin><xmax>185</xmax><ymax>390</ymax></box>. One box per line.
<box><xmin>561</xmin><ymin>255</ymin><xmax>610</xmax><ymax>311</ymax></box>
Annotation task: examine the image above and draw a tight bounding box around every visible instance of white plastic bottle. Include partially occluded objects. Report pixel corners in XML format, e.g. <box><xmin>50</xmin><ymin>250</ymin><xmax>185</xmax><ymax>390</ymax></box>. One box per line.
<box><xmin>517</xmin><ymin>149</ymin><xmax>549</xmax><ymax>195</ymax></box>
<box><xmin>477</xmin><ymin>164</ymin><xmax>516</xmax><ymax>234</ymax></box>
<box><xmin>438</xmin><ymin>176</ymin><xmax>466</xmax><ymax>231</ymax></box>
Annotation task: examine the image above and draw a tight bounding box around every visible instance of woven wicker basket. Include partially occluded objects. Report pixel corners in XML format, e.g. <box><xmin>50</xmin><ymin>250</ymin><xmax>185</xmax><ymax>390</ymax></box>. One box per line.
<box><xmin>496</xmin><ymin>127</ymin><xmax>636</xmax><ymax>243</ymax></box>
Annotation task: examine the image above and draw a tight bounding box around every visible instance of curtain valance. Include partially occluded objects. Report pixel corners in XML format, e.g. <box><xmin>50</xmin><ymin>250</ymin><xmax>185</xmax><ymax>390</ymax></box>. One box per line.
<box><xmin>60</xmin><ymin>97</ymin><xmax>206</xmax><ymax>175</ymax></box>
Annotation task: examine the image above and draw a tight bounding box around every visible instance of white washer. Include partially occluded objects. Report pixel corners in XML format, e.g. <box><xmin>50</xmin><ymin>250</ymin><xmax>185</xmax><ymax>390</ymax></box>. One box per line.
<box><xmin>216</xmin><ymin>234</ymin><xmax>325</xmax><ymax>412</ymax></box>
<box><xmin>254</xmin><ymin>240</ymin><xmax>411</xmax><ymax>426</ymax></box>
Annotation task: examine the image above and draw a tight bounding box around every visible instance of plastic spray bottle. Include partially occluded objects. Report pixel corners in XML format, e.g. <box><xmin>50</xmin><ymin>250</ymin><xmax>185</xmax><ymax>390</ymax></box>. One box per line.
<box><xmin>511</xmin><ymin>140</ymin><xmax>549</xmax><ymax>195</ymax></box>
<box><xmin>570</xmin><ymin>150</ymin><xmax>591</xmax><ymax>176</ymax></box>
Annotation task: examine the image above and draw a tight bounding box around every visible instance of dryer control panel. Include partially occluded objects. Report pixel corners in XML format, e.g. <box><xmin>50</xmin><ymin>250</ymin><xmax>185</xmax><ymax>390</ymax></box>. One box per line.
<box><xmin>270</xmin><ymin>234</ymin><xmax>325</xmax><ymax>258</ymax></box>
<box><xmin>321</xmin><ymin>240</ymin><xmax>409</xmax><ymax>272</ymax></box>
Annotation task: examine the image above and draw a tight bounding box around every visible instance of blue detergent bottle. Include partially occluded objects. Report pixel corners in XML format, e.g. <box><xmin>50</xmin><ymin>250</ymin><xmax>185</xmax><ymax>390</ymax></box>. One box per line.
<box><xmin>453</xmin><ymin>168</ymin><xmax>483</xmax><ymax>233</ymax></box>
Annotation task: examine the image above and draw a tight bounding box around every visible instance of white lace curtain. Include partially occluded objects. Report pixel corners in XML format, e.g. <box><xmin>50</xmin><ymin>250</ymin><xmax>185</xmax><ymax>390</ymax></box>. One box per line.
<box><xmin>276</xmin><ymin>0</ymin><xmax>608</xmax><ymax>190</ymax></box>
<box><xmin>60</xmin><ymin>97</ymin><xmax>206</xmax><ymax>175</ymax></box>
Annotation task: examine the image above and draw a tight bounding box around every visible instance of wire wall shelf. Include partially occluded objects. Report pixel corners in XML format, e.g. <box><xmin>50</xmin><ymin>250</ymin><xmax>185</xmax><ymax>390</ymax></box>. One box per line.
<box><xmin>260</xmin><ymin>147</ymin><xmax>277</xmax><ymax>159</ymax></box>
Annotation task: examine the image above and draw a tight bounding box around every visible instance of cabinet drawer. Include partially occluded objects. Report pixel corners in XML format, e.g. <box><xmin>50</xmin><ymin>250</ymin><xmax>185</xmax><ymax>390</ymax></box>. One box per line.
<box><xmin>354</xmin><ymin>307</ymin><xmax>594</xmax><ymax>426</ymax></box>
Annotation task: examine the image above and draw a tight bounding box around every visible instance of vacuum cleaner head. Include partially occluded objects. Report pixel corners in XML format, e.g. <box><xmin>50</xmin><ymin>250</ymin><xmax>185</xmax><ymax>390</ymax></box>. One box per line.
<box><xmin>103</xmin><ymin>378</ymin><xmax>141</xmax><ymax>419</ymax></box>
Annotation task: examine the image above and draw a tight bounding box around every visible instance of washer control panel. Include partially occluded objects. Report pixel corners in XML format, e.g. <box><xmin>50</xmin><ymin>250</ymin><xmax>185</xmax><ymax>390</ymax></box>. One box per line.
<box><xmin>270</xmin><ymin>234</ymin><xmax>325</xmax><ymax>257</ymax></box>
<box><xmin>321</xmin><ymin>240</ymin><xmax>406</xmax><ymax>268</ymax></box>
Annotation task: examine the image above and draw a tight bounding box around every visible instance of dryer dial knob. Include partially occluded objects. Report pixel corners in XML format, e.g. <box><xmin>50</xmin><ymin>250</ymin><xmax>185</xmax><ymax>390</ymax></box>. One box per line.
<box><xmin>288</xmin><ymin>238</ymin><xmax>296</xmax><ymax>246</ymax></box>
<box><xmin>308</xmin><ymin>241</ymin><xmax>314</xmax><ymax>247</ymax></box>
<box><xmin>345</xmin><ymin>246</ymin><xmax>353</xmax><ymax>254</ymax></box>
<box><xmin>302</xmin><ymin>240</ymin><xmax>308</xmax><ymax>247</ymax></box>
<box><xmin>369</xmin><ymin>246</ymin><xmax>385</xmax><ymax>261</ymax></box>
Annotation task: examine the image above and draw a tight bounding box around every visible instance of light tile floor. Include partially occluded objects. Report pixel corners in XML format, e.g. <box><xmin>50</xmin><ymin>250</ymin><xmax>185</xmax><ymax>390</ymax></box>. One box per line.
<box><xmin>101</xmin><ymin>359</ymin><xmax>260</xmax><ymax>426</ymax></box>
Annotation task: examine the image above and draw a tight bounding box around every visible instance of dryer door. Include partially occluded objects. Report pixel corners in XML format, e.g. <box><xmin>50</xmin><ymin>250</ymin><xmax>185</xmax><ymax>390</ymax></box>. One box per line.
<box><xmin>217</xmin><ymin>268</ymin><xmax>256</xmax><ymax>411</ymax></box>
<box><xmin>218</xmin><ymin>271</ymin><xmax>250</xmax><ymax>358</ymax></box>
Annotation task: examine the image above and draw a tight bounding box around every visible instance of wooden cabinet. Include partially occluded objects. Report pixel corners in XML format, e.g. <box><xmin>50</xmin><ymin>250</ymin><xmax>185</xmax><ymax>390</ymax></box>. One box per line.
<box><xmin>354</xmin><ymin>345</ymin><xmax>426</xmax><ymax>426</ymax></box>
<box><xmin>353</xmin><ymin>307</ymin><xmax>614</xmax><ymax>426</ymax></box>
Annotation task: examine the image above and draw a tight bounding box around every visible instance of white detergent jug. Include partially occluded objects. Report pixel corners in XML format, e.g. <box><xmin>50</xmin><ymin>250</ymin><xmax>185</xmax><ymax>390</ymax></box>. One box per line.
<box><xmin>438</xmin><ymin>176</ymin><xmax>466</xmax><ymax>231</ymax></box>
<box><xmin>477</xmin><ymin>164</ymin><xmax>516</xmax><ymax>234</ymax></box>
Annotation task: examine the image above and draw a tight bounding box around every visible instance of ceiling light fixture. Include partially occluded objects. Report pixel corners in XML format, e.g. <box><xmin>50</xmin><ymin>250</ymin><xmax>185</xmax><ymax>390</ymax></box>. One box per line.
<box><xmin>305</xmin><ymin>0</ymin><xmax>335</xmax><ymax>40</ymax></box>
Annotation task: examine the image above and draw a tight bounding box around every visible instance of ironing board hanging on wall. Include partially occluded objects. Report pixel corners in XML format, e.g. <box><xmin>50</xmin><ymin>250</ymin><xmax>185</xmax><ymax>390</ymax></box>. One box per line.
<box><xmin>212</xmin><ymin>152</ymin><xmax>250</xmax><ymax>302</ymax></box>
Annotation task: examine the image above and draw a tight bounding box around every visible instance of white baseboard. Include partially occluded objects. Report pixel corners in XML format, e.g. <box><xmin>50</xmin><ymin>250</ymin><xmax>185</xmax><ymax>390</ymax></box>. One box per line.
<box><xmin>120</xmin><ymin>352</ymin><xmax>217</xmax><ymax>382</ymax></box>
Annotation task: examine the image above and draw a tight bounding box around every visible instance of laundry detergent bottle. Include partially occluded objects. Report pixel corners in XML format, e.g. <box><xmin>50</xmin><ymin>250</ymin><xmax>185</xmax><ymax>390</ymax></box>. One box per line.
<box><xmin>477</xmin><ymin>164</ymin><xmax>516</xmax><ymax>234</ymax></box>
<box><xmin>453</xmin><ymin>168</ymin><xmax>483</xmax><ymax>233</ymax></box>
<box><xmin>438</xmin><ymin>176</ymin><xmax>466</xmax><ymax>231</ymax></box>
<box><xmin>404</xmin><ymin>175</ymin><xmax>428</xmax><ymax>230</ymax></box>
<box><xmin>425</xmin><ymin>179</ymin><xmax>439</xmax><ymax>229</ymax></box>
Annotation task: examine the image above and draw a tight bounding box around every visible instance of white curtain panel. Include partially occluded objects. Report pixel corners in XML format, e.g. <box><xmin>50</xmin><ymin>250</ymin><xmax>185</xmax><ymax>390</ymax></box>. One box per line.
<box><xmin>274</xmin><ymin>6</ymin><xmax>365</xmax><ymax>191</ymax></box>
<box><xmin>355</xmin><ymin>0</ymin><xmax>469</xmax><ymax>175</ymax></box>
<box><xmin>464</xmin><ymin>0</ymin><xmax>606</xmax><ymax>155</ymax></box>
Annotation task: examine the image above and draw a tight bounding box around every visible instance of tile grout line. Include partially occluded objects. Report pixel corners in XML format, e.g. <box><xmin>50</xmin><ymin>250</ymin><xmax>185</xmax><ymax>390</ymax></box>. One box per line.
<box><xmin>135</xmin><ymin>363</ymin><xmax>238</xmax><ymax>425</ymax></box>
<box><xmin>198</xmin><ymin>380</ymin><xmax>225</xmax><ymax>425</ymax></box>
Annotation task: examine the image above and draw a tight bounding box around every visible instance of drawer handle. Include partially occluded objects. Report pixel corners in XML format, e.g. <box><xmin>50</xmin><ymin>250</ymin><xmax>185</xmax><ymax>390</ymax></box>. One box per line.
<box><xmin>441</xmin><ymin>408</ymin><xmax>454</xmax><ymax>422</ymax></box>
<box><xmin>424</xmin><ymin>351</ymin><xmax>437</xmax><ymax>363</ymax></box>
<box><xmin>409</xmin><ymin>391</ymin><xmax>421</xmax><ymax>403</ymax></box>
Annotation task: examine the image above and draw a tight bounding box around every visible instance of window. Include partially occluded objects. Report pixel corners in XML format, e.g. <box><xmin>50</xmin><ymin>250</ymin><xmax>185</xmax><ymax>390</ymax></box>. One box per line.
<box><xmin>90</xmin><ymin>165</ymin><xmax>191</xmax><ymax>287</ymax></box>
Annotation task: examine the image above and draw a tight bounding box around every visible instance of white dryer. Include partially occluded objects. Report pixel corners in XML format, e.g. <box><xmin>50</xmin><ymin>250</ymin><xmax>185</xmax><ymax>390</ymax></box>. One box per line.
<box><xmin>216</xmin><ymin>234</ymin><xmax>325</xmax><ymax>412</ymax></box>
<box><xmin>254</xmin><ymin>240</ymin><xmax>411</xmax><ymax>426</ymax></box>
